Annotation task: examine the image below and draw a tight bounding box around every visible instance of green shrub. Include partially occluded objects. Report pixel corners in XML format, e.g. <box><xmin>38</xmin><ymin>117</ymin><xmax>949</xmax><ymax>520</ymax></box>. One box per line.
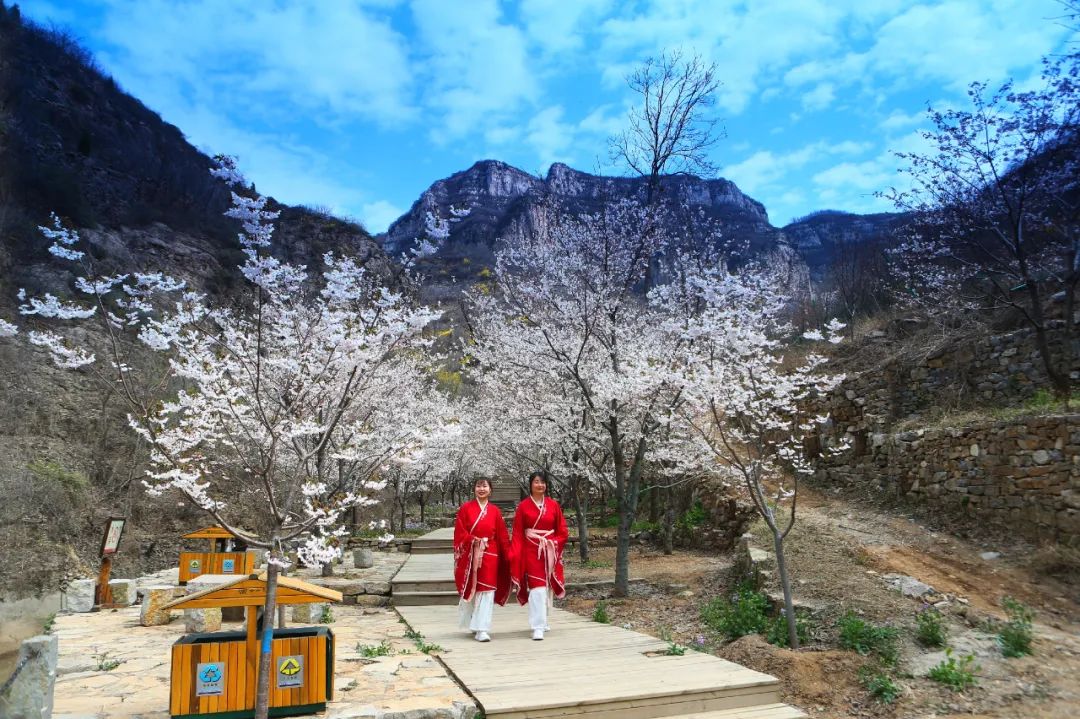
<box><xmin>915</xmin><ymin>608</ymin><xmax>947</xmax><ymax>648</ymax></box>
<box><xmin>676</xmin><ymin>500</ymin><xmax>707</xmax><ymax>532</ymax></box>
<box><xmin>357</xmin><ymin>640</ymin><xmax>392</xmax><ymax>658</ymax></box>
<box><xmin>998</xmin><ymin>596</ymin><xmax>1034</xmax><ymax>658</ymax></box>
<box><xmin>664</xmin><ymin>642</ymin><xmax>687</xmax><ymax>655</ymax></box>
<box><xmin>631</xmin><ymin>519</ymin><xmax>659</xmax><ymax>533</ymax></box>
<box><xmin>765</xmin><ymin>612</ymin><xmax>809</xmax><ymax>648</ymax></box>
<box><xmin>319</xmin><ymin>605</ymin><xmax>334</xmax><ymax>624</ymax></box>
<box><xmin>93</xmin><ymin>650</ymin><xmax>124</xmax><ymax>672</ymax></box>
<box><xmin>838</xmin><ymin>612</ymin><xmax>899</xmax><ymax>665</ymax></box>
<box><xmin>927</xmin><ymin>648</ymin><xmax>979</xmax><ymax>691</ymax></box>
<box><xmin>701</xmin><ymin>583</ymin><xmax>769</xmax><ymax>640</ymax></box>
<box><xmin>859</xmin><ymin>668</ymin><xmax>901</xmax><ymax>704</ymax></box>
<box><xmin>592</xmin><ymin>601</ymin><xmax>610</xmax><ymax>624</ymax></box>
<box><xmin>404</xmin><ymin>627</ymin><xmax>442</xmax><ymax>654</ymax></box>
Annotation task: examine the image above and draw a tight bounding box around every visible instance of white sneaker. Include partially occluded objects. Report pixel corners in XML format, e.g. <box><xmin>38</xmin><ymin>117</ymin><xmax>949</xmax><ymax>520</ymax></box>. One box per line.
<box><xmin>532</xmin><ymin>629</ymin><xmax>544</xmax><ymax>641</ymax></box>
<box><xmin>475</xmin><ymin>631</ymin><xmax>491</xmax><ymax>642</ymax></box>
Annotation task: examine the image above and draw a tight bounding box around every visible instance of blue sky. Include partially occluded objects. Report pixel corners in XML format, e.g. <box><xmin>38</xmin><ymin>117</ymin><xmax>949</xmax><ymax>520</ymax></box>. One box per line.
<box><xmin>21</xmin><ymin>0</ymin><xmax>1078</xmax><ymax>233</ymax></box>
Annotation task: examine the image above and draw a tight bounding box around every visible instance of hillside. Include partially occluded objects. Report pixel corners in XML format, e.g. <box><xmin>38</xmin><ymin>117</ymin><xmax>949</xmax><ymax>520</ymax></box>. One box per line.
<box><xmin>0</xmin><ymin>6</ymin><xmax>392</xmax><ymax>597</ymax></box>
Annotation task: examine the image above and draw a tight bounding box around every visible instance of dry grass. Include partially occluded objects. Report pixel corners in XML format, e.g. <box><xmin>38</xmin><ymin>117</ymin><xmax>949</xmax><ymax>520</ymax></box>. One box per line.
<box><xmin>1029</xmin><ymin>544</ymin><xmax>1080</xmax><ymax>585</ymax></box>
<box><xmin>892</xmin><ymin>390</ymin><xmax>1079</xmax><ymax>433</ymax></box>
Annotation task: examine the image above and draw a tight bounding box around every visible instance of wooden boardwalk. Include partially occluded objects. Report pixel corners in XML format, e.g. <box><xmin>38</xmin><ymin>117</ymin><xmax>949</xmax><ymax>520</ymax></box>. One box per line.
<box><xmin>393</xmin><ymin>535</ymin><xmax>805</xmax><ymax>719</ymax></box>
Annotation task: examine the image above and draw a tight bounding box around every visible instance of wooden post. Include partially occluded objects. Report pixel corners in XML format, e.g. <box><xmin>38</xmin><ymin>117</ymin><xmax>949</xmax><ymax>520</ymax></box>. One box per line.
<box><xmin>94</xmin><ymin>555</ymin><xmax>114</xmax><ymax>608</ymax></box>
<box><xmin>95</xmin><ymin>517</ymin><xmax>125</xmax><ymax>610</ymax></box>
<box><xmin>246</xmin><ymin>605</ymin><xmax>258</xmax><ymax>710</ymax></box>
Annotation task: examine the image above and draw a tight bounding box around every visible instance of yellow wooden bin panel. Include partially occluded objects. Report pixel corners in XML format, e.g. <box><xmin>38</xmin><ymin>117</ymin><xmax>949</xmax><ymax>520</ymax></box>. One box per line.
<box><xmin>179</xmin><ymin>551</ymin><xmax>256</xmax><ymax>584</ymax></box>
<box><xmin>171</xmin><ymin>633</ymin><xmax>330</xmax><ymax>717</ymax></box>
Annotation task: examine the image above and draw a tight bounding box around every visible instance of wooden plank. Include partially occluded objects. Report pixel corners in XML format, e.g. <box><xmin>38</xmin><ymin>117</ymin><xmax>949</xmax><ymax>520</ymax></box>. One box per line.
<box><xmin>397</xmin><ymin>603</ymin><xmax>795</xmax><ymax>719</ymax></box>
<box><xmin>169</xmin><ymin>644</ymin><xmax>181</xmax><ymax>715</ymax></box>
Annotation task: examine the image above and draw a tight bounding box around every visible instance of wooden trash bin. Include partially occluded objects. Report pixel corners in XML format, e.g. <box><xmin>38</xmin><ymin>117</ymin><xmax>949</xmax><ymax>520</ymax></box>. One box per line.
<box><xmin>162</xmin><ymin>573</ymin><xmax>342</xmax><ymax>718</ymax></box>
<box><xmin>179</xmin><ymin>526</ymin><xmax>258</xmax><ymax>584</ymax></box>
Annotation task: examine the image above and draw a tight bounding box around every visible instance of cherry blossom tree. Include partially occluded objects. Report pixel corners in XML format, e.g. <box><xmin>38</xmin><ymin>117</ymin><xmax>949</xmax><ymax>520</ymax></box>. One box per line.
<box><xmin>665</xmin><ymin>260</ymin><xmax>846</xmax><ymax>649</ymax></box>
<box><xmin>3</xmin><ymin>160</ymin><xmax>448</xmax><ymax>719</ymax></box>
<box><xmin>461</xmin><ymin>360</ymin><xmax>611</xmax><ymax>562</ymax></box>
<box><xmin>466</xmin><ymin>198</ymin><xmax>695</xmax><ymax>596</ymax></box>
<box><xmin>883</xmin><ymin>54</ymin><xmax>1080</xmax><ymax>402</ymax></box>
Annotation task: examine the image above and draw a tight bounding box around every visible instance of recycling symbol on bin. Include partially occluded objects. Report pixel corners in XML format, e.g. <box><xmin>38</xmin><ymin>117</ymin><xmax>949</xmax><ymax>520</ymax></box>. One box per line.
<box><xmin>199</xmin><ymin>665</ymin><xmax>222</xmax><ymax>683</ymax></box>
<box><xmin>278</xmin><ymin>658</ymin><xmax>301</xmax><ymax>676</ymax></box>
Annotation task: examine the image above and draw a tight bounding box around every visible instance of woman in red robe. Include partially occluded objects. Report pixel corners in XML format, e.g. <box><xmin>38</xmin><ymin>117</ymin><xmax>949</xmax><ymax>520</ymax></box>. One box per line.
<box><xmin>453</xmin><ymin>477</ymin><xmax>512</xmax><ymax>642</ymax></box>
<box><xmin>510</xmin><ymin>471</ymin><xmax>568</xmax><ymax>640</ymax></box>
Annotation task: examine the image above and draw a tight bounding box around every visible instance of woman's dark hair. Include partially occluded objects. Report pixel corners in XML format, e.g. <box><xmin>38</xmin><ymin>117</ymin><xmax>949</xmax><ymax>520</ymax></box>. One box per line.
<box><xmin>473</xmin><ymin>477</ymin><xmax>491</xmax><ymax>489</ymax></box>
<box><xmin>528</xmin><ymin>471</ymin><xmax>546</xmax><ymax>484</ymax></box>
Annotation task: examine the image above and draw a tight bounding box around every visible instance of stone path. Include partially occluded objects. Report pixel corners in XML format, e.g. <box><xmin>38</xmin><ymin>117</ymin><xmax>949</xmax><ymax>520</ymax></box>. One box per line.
<box><xmin>50</xmin><ymin>606</ymin><xmax>475</xmax><ymax>719</ymax></box>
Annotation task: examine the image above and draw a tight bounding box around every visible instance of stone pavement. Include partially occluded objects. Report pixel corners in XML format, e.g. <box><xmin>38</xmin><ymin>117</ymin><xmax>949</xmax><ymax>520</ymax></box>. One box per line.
<box><xmin>51</xmin><ymin>605</ymin><xmax>475</xmax><ymax>719</ymax></box>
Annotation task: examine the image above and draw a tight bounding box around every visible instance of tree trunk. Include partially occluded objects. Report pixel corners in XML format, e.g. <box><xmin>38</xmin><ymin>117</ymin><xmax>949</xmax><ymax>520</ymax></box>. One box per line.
<box><xmin>773</xmin><ymin>531</ymin><xmax>799</xmax><ymax>650</ymax></box>
<box><xmin>571</xmin><ymin>478</ymin><xmax>590</xmax><ymax>563</ymax></box>
<box><xmin>400</xmin><ymin>502</ymin><xmax>406</xmax><ymax>533</ymax></box>
<box><xmin>648</xmin><ymin>484</ymin><xmax>659</xmax><ymax>523</ymax></box>
<box><xmin>612</xmin><ymin>433</ymin><xmax>648</xmax><ymax>597</ymax></box>
<box><xmin>419</xmin><ymin>496</ymin><xmax>426</xmax><ymax>524</ymax></box>
<box><xmin>662</xmin><ymin>498</ymin><xmax>675</xmax><ymax>556</ymax></box>
<box><xmin>276</xmin><ymin>564</ymin><xmax>287</xmax><ymax>629</ymax></box>
<box><xmin>254</xmin><ymin>554</ymin><xmax>280</xmax><ymax>719</ymax></box>
<box><xmin>321</xmin><ymin>562</ymin><xmax>333</xmax><ymax>577</ymax></box>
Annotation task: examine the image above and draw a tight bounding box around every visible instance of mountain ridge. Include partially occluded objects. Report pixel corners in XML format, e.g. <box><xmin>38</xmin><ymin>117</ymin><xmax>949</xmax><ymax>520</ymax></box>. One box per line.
<box><xmin>381</xmin><ymin>158</ymin><xmax>903</xmax><ymax>279</ymax></box>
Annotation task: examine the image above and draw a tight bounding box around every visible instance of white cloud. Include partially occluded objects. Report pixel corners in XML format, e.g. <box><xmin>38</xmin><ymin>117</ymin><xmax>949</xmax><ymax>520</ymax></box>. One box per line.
<box><xmin>525</xmin><ymin>106</ymin><xmax>575</xmax><ymax>168</ymax></box>
<box><xmin>411</xmin><ymin>0</ymin><xmax>538</xmax><ymax>143</ymax></box>
<box><xmin>520</xmin><ymin>0</ymin><xmax>613</xmax><ymax>55</ymax></box>
<box><xmin>95</xmin><ymin>0</ymin><xmax>415</xmax><ymax>124</ymax></box>
<box><xmin>801</xmin><ymin>83</ymin><xmax>835</xmax><ymax>111</ymax></box>
<box><xmin>361</xmin><ymin>200</ymin><xmax>406</xmax><ymax>234</ymax></box>
<box><xmin>880</xmin><ymin>109</ymin><xmax>926</xmax><ymax>131</ymax></box>
<box><xmin>723</xmin><ymin>139</ymin><xmax>871</xmax><ymax>197</ymax></box>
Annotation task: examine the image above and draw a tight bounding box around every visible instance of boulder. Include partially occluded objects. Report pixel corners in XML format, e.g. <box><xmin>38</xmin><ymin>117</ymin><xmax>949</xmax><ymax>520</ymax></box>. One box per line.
<box><xmin>184</xmin><ymin>607</ymin><xmax>222</xmax><ymax>633</ymax></box>
<box><xmin>291</xmin><ymin>602</ymin><xmax>328</xmax><ymax>623</ymax></box>
<box><xmin>66</xmin><ymin>579</ymin><xmax>96</xmax><ymax>613</ymax></box>
<box><xmin>139</xmin><ymin>586</ymin><xmax>177</xmax><ymax>626</ymax></box>
<box><xmin>353</xmin><ymin>548</ymin><xmax>375</xmax><ymax>569</ymax></box>
<box><xmin>108</xmin><ymin>578</ymin><xmax>137</xmax><ymax>606</ymax></box>
<box><xmin>0</xmin><ymin>634</ymin><xmax>57</xmax><ymax>719</ymax></box>
<box><xmin>883</xmin><ymin>573</ymin><xmax>934</xmax><ymax>598</ymax></box>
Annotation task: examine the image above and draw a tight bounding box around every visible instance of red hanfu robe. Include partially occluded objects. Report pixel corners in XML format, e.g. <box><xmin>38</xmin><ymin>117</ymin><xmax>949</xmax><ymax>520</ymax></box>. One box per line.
<box><xmin>453</xmin><ymin>500</ymin><xmax>512</xmax><ymax>605</ymax></box>
<box><xmin>510</xmin><ymin>496</ymin><xmax>569</xmax><ymax>605</ymax></box>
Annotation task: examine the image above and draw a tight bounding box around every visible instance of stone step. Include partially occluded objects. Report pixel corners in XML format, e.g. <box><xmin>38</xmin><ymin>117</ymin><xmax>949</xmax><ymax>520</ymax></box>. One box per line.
<box><xmin>411</xmin><ymin>545</ymin><xmax>454</xmax><ymax>555</ymax></box>
<box><xmin>391</xmin><ymin>590</ymin><xmax>460</xmax><ymax>606</ymax></box>
<box><xmin>391</xmin><ymin>579</ymin><xmax>457</xmax><ymax>594</ymax></box>
<box><xmin>667</xmin><ymin>704</ymin><xmax>806</xmax><ymax>719</ymax></box>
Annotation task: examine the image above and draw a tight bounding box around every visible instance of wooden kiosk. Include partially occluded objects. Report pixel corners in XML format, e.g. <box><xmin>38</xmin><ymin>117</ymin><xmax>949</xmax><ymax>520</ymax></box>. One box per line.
<box><xmin>179</xmin><ymin>526</ymin><xmax>258</xmax><ymax>584</ymax></box>
<box><xmin>162</xmin><ymin>573</ymin><xmax>342</xmax><ymax>718</ymax></box>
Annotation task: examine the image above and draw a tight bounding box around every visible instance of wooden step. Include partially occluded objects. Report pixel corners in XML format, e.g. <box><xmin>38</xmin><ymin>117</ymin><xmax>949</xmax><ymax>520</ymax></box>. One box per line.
<box><xmin>666</xmin><ymin>704</ymin><xmax>806</xmax><ymax>719</ymax></box>
<box><xmin>391</xmin><ymin>590</ymin><xmax>460</xmax><ymax>606</ymax></box>
<box><xmin>486</xmin><ymin>685</ymin><xmax>785</xmax><ymax>719</ymax></box>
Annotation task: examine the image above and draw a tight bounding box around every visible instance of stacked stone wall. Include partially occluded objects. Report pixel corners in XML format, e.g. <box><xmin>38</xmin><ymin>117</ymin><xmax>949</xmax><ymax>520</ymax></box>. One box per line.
<box><xmin>816</xmin><ymin>414</ymin><xmax>1080</xmax><ymax>546</ymax></box>
<box><xmin>810</xmin><ymin>322</ymin><xmax>1079</xmax><ymax>545</ymax></box>
<box><xmin>825</xmin><ymin>324</ymin><xmax>1079</xmax><ymax>432</ymax></box>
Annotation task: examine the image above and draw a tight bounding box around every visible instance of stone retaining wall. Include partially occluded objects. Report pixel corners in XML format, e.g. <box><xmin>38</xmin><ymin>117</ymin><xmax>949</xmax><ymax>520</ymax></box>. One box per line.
<box><xmin>814</xmin><ymin>414</ymin><xmax>1080</xmax><ymax>546</ymax></box>
<box><xmin>823</xmin><ymin>324</ymin><xmax>1079</xmax><ymax>431</ymax></box>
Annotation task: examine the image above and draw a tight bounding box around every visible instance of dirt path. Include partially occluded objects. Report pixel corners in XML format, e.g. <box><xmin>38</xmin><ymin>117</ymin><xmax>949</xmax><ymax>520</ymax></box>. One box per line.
<box><xmin>560</xmin><ymin>487</ymin><xmax>1080</xmax><ymax>719</ymax></box>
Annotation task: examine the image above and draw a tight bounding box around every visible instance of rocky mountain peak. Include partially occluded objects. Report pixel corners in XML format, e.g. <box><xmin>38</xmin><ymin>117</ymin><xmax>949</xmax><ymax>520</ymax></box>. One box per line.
<box><xmin>382</xmin><ymin>161</ymin><xmax>775</xmax><ymax>262</ymax></box>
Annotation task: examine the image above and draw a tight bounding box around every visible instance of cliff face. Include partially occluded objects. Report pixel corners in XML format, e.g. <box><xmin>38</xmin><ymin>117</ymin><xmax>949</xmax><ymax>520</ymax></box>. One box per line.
<box><xmin>382</xmin><ymin>160</ymin><xmax>780</xmax><ymax>273</ymax></box>
<box><xmin>781</xmin><ymin>210</ymin><xmax>906</xmax><ymax>272</ymax></box>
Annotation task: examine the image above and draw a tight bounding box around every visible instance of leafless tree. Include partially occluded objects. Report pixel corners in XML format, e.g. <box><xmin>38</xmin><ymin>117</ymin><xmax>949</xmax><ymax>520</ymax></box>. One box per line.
<box><xmin>609</xmin><ymin>49</ymin><xmax>723</xmax><ymax>201</ymax></box>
